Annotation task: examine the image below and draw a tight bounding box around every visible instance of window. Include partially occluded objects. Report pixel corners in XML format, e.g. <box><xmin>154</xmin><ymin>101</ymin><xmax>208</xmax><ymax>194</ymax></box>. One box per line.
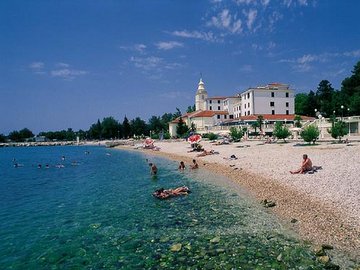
<box><xmin>218</xmin><ymin>106</ymin><xmax>221</xmax><ymax>110</ymax></box>
<box><xmin>202</xmin><ymin>95</ymin><xmax>204</xmax><ymax>99</ymax></box>
<box><xmin>286</xmin><ymin>102</ymin><xmax>289</xmax><ymax>107</ymax></box>
<box><xmin>244</xmin><ymin>111</ymin><xmax>247</xmax><ymax>116</ymax></box>
<box><xmin>224</xmin><ymin>115</ymin><xmax>227</xmax><ymax>119</ymax></box>
<box><xmin>244</xmin><ymin>103</ymin><xmax>247</xmax><ymax>109</ymax></box>
<box><xmin>218</xmin><ymin>100</ymin><xmax>221</xmax><ymax>104</ymax></box>
<box><xmin>209</xmin><ymin>106</ymin><xmax>212</xmax><ymax>110</ymax></box>
<box><xmin>286</xmin><ymin>92</ymin><xmax>289</xmax><ymax>98</ymax></box>
<box><xmin>272</xmin><ymin>110</ymin><xmax>275</xmax><ymax>115</ymax></box>
<box><xmin>270</xmin><ymin>101</ymin><xmax>275</xmax><ymax>107</ymax></box>
<box><xmin>217</xmin><ymin>115</ymin><xmax>220</xmax><ymax>119</ymax></box>
<box><xmin>247</xmin><ymin>93</ymin><xmax>250</xmax><ymax>98</ymax></box>
<box><xmin>286</xmin><ymin>110</ymin><xmax>289</xmax><ymax>115</ymax></box>
<box><xmin>248</xmin><ymin>110</ymin><xmax>250</xmax><ymax>115</ymax></box>
<box><xmin>271</xmin><ymin>92</ymin><xmax>274</xmax><ymax>97</ymax></box>
<box><xmin>248</xmin><ymin>102</ymin><xmax>250</xmax><ymax>107</ymax></box>
<box><xmin>230</xmin><ymin>115</ymin><xmax>234</xmax><ymax>119</ymax></box>
<box><xmin>209</xmin><ymin>100</ymin><xmax>212</xmax><ymax>104</ymax></box>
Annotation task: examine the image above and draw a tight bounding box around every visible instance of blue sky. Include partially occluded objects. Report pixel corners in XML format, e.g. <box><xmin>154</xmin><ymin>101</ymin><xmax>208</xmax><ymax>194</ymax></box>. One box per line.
<box><xmin>1</xmin><ymin>0</ymin><xmax>360</xmax><ymax>134</ymax></box>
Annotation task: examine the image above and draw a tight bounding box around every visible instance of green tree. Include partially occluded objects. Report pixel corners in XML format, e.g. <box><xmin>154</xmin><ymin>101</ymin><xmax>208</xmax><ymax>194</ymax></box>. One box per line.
<box><xmin>65</xmin><ymin>128</ymin><xmax>76</xmax><ymax>141</ymax></box>
<box><xmin>273</xmin><ymin>122</ymin><xmax>291</xmax><ymax>142</ymax></box>
<box><xmin>19</xmin><ymin>128</ymin><xmax>34</xmax><ymax>140</ymax></box>
<box><xmin>229</xmin><ymin>127</ymin><xmax>243</xmax><ymax>141</ymax></box>
<box><xmin>176</xmin><ymin>117</ymin><xmax>189</xmax><ymax>137</ymax></box>
<box><xmin>89</xmin><ymin>119</ymin><xmax>102</xmax><ymax>140</ymax></box>
<box><xmin>101</xmin><ymin>117</ymin><xmax>120</xmax><ymax>139</ymax></box>
<box><xmin>186</xmin><ymin>105</ymin><xmax>196</xmax><ymax>113</ymax></box>
<box><xmin>295</xmin><ymin>93</ymin><xmax>309</xmax><ymax>115</ymax></box>
<box><xmin>0</xmin><ymin>133</ymin><xmax>7</xmax><ymax>143</ymax></box>
<box><xmin>316</xmin><ymin>80</ymin><xmax>335</xmax><ymax>117</ymax></box>
<box><xmin>307</xmin><ymin>90</ymin><xmax>318</xmax><ymax>116</ymax></box>
<box><xmin>251</xmin><ymin>121</ymin><xmax>259</xmax><ymax>134</ymax></box>
<box><xmin>148</xmin><ymin>116</ymin><xmax>162</xmax><ymax>134</ymax></box>
<box><xmin>300</xmin><ymin>125</ymin><xmax>319</xmax><ymax>144</ymax></box>
<box><xmin>122</xmin><ymin>116</ymin><xmax>131</xmax><ymax>138</ymax></box>
<box><xmin>257</xmin><ymin>115</ymin><xmax>264</xmax><ymax>132</ymax></box>
<box><xmin>8</xmin><ymin>131</ymin><xmax>22</xmax><ymax>142</ymax></box>
<box><xmin>294</xmin><ymin>115</ymin><xmax>302</xmax><ymax>128</ymax></box>
<box><xmin>327</xmin><ymin>120</ymin><xmax>347</xmax><ymax>142</ymax></box>
<box><xmin>130</xmin><ymin>117</ymin><xmax>147</xmax><ymax>136</ymax></box>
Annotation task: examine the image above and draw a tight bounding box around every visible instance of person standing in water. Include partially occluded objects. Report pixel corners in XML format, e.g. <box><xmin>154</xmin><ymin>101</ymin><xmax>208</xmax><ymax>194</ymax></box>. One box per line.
<box><xmin>149</xmin><ymin>163</ymin><xmax>158</xmax><ymax>175</ymax></box>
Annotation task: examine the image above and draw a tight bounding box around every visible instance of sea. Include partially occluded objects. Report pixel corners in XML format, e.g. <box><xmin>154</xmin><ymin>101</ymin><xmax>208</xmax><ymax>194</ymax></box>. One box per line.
<box><xmin>0</xmin><ymin>145</ymin><xmax>325</xmax><ymax>269</ymax></box>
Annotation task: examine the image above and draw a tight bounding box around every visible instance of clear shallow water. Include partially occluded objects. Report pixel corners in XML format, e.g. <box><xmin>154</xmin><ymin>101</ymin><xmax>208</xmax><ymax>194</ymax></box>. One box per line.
<box><xmin>0</xmin><ymin>146</ymin><xmax>323</xmax><ymax>269</ymax></box>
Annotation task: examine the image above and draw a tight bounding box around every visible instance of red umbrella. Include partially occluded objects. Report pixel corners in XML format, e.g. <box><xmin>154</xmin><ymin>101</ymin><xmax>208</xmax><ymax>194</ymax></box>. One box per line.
<box><xmin>188</xmin><ymin>134</ymin><xmax>202</xmax><ymax>144</ymax></box>
<box><xmin>144</xmin><ymin>138</ymin><xmax>154</xmax><ymax>146</ymax></box>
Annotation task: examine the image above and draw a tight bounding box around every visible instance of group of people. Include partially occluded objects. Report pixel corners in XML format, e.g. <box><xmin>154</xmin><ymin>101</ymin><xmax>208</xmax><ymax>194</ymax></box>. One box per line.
<box><xmin>152</xmin><ymin>186</ymin><xmax>190</xmax><ymax>199</ymax></box>
<box><xmin>178</xmin><ymin>159</ymin><xmax>199</xmax><ymax>170</ymax></box>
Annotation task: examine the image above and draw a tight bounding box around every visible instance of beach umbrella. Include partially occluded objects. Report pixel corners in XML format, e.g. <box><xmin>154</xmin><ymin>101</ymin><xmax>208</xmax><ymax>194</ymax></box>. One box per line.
<box><xmin>188</xmin><ymin>134</ymin><xmax>202</xmax><ymax>144</ymax></box>
<box><xmin>144</xmin><ymin>138</ymin><xmax>154</xmax><ymax>146</ymax></box>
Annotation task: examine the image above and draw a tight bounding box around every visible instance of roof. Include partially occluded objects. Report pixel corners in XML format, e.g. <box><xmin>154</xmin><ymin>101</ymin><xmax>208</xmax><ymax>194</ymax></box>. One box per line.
<box><xmin>235</xmin><ymin>114</ymin><xmax>315</xmax><ymax>121</ymax></box>
<box><xmin>206</xmin><ymin>96</ymin><xmax>227</xmax><ymax>100</ymax></box>
<box><xmin>170</xmin><ymin>110</ymin><xmax>229</xmax><ymax>123</ymax></box>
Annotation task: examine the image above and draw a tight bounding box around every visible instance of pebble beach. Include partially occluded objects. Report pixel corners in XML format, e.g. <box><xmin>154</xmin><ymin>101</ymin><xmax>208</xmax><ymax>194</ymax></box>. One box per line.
<box><xmin>116</xmin><ymin>139</ymin><xmax>360</xmax><ymax>264</ymax></box>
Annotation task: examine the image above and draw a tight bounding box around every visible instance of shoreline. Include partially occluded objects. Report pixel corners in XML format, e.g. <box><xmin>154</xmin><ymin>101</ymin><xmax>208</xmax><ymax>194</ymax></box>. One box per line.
<box><xmin>115</xmin><ymin>140</ymin><xmax>360</xmax><ymax>265</ymax></box>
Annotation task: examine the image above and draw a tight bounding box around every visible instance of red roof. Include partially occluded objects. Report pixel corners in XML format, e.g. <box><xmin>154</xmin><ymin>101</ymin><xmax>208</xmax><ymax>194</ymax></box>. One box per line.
<box><xmin>189</xmin><ymin>110</ymin><xmax>228</xmax><ymax>118</ymax></box>
<box><xmin>237</xmin><ymin>114</ymin><xmax>315</xmax><ymax>121</ymax></box>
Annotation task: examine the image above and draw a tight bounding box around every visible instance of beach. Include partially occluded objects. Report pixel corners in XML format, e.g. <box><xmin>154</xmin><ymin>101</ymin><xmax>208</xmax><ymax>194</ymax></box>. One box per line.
<box><xmin>116</xmin><ymin>139</ymin><xmax>360</xmax><ymax>263</ymax></box>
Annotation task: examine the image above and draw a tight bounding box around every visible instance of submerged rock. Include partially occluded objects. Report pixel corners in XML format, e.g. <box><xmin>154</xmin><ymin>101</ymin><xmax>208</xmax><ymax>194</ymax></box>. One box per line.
<box><xmin>170</xmin><ymin>243</ymin><xmax>182</xmax><ymax>252</ymax></box>
<box><xmin>210</xmin><ymin>236</ymin><xmax>221</xmax><ymax>243</ymax></box>
<box><xmin>317</xmin><ymin>255</ymin><xmax>330</xmax><ymax>264</ymax></box>
<box><xmin>321</xmin><ymin>244</ymin><xmax>334</xmax><ymax>250</ymax></box>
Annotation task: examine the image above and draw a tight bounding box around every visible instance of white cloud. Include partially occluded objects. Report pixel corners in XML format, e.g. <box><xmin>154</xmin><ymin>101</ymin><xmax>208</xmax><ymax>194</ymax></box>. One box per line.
<box><xmin>156</xmin><ymin>41</ymin><xmax>183</xmax><ymax>50</ymax></box>
<box><xmin>245</xmin><ymin>9</ymin><xmax>257</xmax><ymax>30</ymax></box>
<box><xmin>170</xmin><ymin>30</ymin><xmax>219</xmax><ymax>42</ymax></box>
<box><xmin>56</xmin><ymin>62</ymin><xmax>70</xmax><ymax>68</ymax></box>
<box><xmin>120</xmin><ymin>43</ymin><xmax>147</xmax><ymax>53</ymax></box>
<box><xmin>208</xmin><ymin>9</ymin><xmax>243</xmax><ymax>34</ymax></box>
<box><xmin>261</xmin><ymin>0</ymin><xmax>270</xmax><ymax>7</ymax></box>
<box><xmin>235</xmin><ymin>0</ymin><xmax>255</xmax><ymax>5</ymax></box>
<box><xmin>159</xmin><ymin>91</ymin><xmax>184</xmax><ymax>99</ymax></box>
<box><xmin>298</xmin><ymin>0</ymin><xmax>308</xmax><ymax>6</ymax></box>
<box><xmin>51</xmin><ymin>68</ymin><xmax>88</xmax><ymax>80</ymax></box>
<box><xmin>29</xmin><ymin>62</ymin><xmax>44</xmax><ymax>69</ymax></box>
<box><xmin>239</xmin><ymin>64</ymin><xmax>253</xmax><ymax>72</ymax></box>
<box><xmin>130</xmin><ymin>56</ymin><xmax>182</xmax><ymax>72</ymax></box>
<box><xmin>343</xmin><ymin>49</ymin><xmax>360</xmax><ymax>57</ymax></box>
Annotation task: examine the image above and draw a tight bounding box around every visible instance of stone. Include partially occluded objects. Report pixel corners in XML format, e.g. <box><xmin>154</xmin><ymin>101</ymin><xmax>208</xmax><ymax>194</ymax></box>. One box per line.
<box><xmin>290</xmin><ymin>218</ymin><xmax>298</xmax><ymax>223</ymax></box>
<box><xmin>170</xmin><ymin>243</ymin><xmax>182</xmax><ymax>252</ymax></box>
<box><xmin>265</xmin><ymin>201</ymin><xmax>276</xmax><ymax>208</ymax></box>
<box><xmin>313</xmin><ymin>245</ymin><xmax>326</xmax><ymax>256</ymax></box>
<box><xmin>317</xmin><ymin>255</ymin><xmax>330</xmax><ymax>264</ymax></box>
<box><xmin>276</xmin><ymin>253</ymin><xmax>282</xmax><ymax>262</ymax></box>
<box><xmin>210</xmin><ymin>236</ymin><xmax>221</xmax><ymax>243</ymax></box>
<box><xmin>321</xmin><ymin>244</ymin><xmax>334</xmax><ymax>250</ymax></box>
<box><xmin>324</xmin><ymin>262</ymin><xmax>340</xmax><ymax>270</ymax></box>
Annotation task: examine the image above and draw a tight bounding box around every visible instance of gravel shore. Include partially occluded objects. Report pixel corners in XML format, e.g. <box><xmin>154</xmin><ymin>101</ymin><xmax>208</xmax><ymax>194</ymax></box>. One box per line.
<box><xmin>116</xmin><ymin>139</ymin><xmax>360</xmax><ymax>263</ymax></box>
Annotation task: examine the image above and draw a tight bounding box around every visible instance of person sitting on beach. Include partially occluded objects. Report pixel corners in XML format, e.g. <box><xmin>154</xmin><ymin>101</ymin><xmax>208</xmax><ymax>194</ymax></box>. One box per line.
<box><xmin>149</xmin><ymin>163</ymin><xmax>158</xmax><ymax>175</ymax></box>
<box><xmin>190</xmin><ymin>159</ymin><xmax>199</xmax><ymax>169</ymax></box>
<box><xmin>178</xmin><ymin>161</ymin><xmax>185</xmax><ymax>170</ymax></box>
<box><xmin>290</xmin><ymin>154</ymin><xmax>313</xmax><ymax>174</ymax></box>
<box><xmin>153</xmin><ymin>186</ymin><xmax>190</xmax><ymax>199</ymax></box>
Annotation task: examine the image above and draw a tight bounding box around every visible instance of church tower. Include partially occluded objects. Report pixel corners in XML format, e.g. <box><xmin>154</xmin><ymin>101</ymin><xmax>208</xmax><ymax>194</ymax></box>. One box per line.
<box><xmin>195</xmin><ymin>78</ymin><xmax>208</xmax><ymax>111</ymax></box>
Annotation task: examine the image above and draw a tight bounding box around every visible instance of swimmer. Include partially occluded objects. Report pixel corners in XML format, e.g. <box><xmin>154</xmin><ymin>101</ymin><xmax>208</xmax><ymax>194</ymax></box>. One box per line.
<box><xmin>178</xmin><ymin>161</ymin><xmax>185</xmax><ymax>170</ymax></box>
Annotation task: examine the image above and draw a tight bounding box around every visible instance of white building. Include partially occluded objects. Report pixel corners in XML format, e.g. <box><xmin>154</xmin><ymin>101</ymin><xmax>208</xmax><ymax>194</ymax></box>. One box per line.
<box><xmin>195</xmin><ymin>78</ymin><xmax>208</xmax><ymax>111</ymax></box>
<box><xmin>240</xmin><ymin>83</ymin><xmax>294</xmax><ymax>116</ymax></box>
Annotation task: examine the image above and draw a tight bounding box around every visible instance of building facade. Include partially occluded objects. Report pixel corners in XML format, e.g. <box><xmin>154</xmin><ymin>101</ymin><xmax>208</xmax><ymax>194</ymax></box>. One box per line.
<box><xmin>240</xmin><ymin>83</ymin><xmax>294</xmax><ymax>116</ymax></box>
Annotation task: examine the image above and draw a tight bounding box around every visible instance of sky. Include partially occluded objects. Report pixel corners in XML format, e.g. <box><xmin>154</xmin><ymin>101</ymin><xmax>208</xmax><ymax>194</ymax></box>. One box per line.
<box><xmin>1</xmin><ymin>0</ymin><xmax>360</xmax><ymax>134</ymax></box>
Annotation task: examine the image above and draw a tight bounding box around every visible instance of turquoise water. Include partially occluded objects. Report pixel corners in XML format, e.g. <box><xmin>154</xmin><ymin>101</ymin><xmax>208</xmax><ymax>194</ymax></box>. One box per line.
<box><xmin>0</xmin><ymin>146</ymin><xmax>323</xmax><ymax>269</ymax></box>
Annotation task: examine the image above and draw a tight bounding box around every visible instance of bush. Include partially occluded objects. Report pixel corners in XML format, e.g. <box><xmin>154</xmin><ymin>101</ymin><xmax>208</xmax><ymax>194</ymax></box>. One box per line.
<box><xmin>300</xmin><ymin>125</ymin><xmax>320</xmax><ymax>144</ymax></box>
<box><xmin>202</xmin><ymin>133</ymin><xmax>218</xmax><ymax>140</ymax></box>
<box><xmin>273</xmin><ymin>122</ymin><xmax>291</xmax><ymax>142</ymax></box>
<box><xmin>229</xmin><ymin>127</ymin><xmax>243</xmax><ymax>141</ymax></box>
<box><xmin>328</xmin><ymin>120</ymin><xmax>347</xmax><ymax>142</ymax></box>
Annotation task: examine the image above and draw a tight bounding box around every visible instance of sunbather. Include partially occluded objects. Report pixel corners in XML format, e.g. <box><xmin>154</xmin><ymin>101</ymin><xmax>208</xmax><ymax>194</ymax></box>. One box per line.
<box><xmin>290</xmin><ymin>154</ymin><xmax>313</xmax><ymax>174</ymax></box>
<box><xmin>153</xmin><ymin>186</ymin><xmax>190</xmax><ymax>199</ymax></box>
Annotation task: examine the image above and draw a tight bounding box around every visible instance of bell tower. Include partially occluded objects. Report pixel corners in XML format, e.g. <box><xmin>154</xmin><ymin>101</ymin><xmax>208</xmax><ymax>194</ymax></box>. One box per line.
<box><xmin>195</xmin><ymin>78</ymin><xmax>208</xmax><ymax>111</ymax></box>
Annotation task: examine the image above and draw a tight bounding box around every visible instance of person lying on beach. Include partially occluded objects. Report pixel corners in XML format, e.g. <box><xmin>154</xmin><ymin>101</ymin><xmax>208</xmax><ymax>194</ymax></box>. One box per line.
<box><xmin>290</xmin><ymin>154</ymin><xmax>313</xmax><ymax>174</ymax></box>
<box><xmin>196</xmin><ymin>149</ymin><xmax>217</xmax><ymax>157</ymax></box>
<box><xmin>153</xmin><ymin>186</ymin><xmax>190</xmax><ymax>199</ymax></box>
<box><xmin>178</xmin><ymin>161</ymin><xmax>185</xmax><ymax>170</ymax></box>
<box><xmin>190</xmin><ymin>159</ymin><xmax>199</xmax><ymax>169</ymax></box>
<box><xmin>149</xmin><ymin>163</ymin><xmax>158</xmax><ymax>175</ymax></box>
